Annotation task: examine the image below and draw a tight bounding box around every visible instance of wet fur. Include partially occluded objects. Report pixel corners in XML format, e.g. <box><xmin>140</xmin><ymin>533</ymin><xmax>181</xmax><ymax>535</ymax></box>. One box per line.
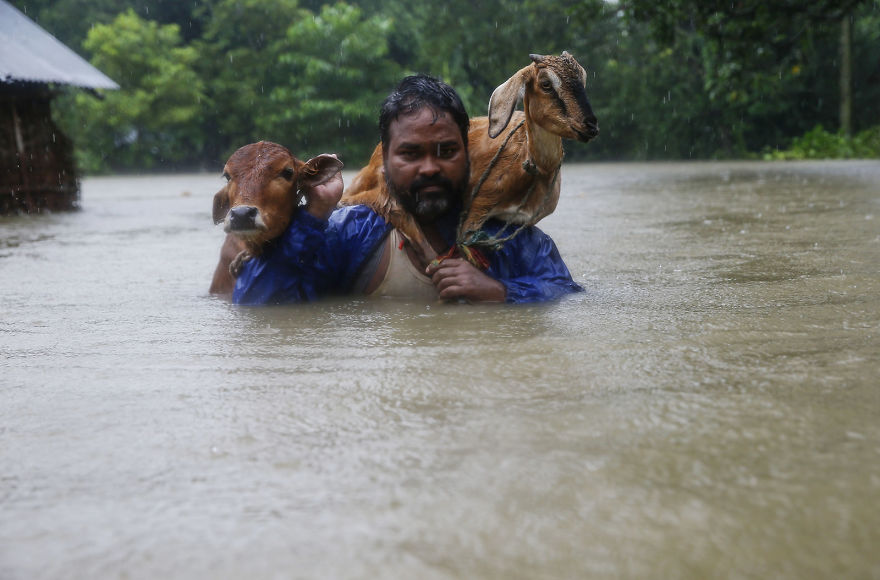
<box><xmin>341</xmin><ymin>51</ymin><xmax>598</xmax><ymax>250</ymax></box>
<box><xmin>209</xmin><ymin>141</ymin><xmax>343</xmax><ymax>296</ymax></box>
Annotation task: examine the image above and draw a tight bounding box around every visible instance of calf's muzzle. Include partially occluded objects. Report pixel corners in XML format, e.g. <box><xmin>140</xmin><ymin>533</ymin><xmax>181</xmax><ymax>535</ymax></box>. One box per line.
<box><xmin>225</xmin><ymin>205</ymin><xmax>264</xmax><ymax>233</ymax></box>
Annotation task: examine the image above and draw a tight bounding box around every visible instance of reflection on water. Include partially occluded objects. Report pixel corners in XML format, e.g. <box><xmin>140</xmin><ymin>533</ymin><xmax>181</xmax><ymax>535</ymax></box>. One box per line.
<box><xmin>1</xmin><ymin>162</ymin><xmax>878</xmax><ymax>579</ymax></box>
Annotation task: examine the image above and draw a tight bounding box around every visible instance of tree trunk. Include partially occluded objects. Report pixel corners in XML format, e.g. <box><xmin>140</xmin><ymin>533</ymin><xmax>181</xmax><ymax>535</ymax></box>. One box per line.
<box><xmin>839</xmin><ymin>13</ymin><xmax>852</xmax><ymax>137</ymax></box>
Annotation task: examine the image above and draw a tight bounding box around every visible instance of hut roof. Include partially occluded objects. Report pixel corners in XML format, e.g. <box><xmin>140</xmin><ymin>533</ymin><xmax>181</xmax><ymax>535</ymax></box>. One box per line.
<box><xmin>0</xmin><ymin>0</ymin><xmax>118</xmax><ymax>90</ymax></box>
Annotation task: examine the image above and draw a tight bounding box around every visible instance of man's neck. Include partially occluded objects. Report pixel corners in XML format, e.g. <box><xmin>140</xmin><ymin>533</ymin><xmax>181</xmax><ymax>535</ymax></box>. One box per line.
<box><xmin>420</xmin><ymin>221</ymin><xmax>450</xmax><ymax>255</ymax></box>
<box><xmin>403</xmin><ymin>211</ymin><xmax>457</xmax><ymax>269</ymax></box>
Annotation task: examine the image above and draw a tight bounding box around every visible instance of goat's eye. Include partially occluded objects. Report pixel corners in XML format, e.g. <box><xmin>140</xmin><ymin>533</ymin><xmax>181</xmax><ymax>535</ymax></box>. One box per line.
<box><xmin>280</xmin><ymin>167</ymin><xmax>295</xmax><ymax>181</ymax></box>
<box><xmin>540</xmin><ymin>80</ymin><xmax>553</xmax><ymax>92</ymax></box>
<box><xmin>222</xmin><ymin>172</ymin><xmax>231</xmax><ymax>182</ymax></box>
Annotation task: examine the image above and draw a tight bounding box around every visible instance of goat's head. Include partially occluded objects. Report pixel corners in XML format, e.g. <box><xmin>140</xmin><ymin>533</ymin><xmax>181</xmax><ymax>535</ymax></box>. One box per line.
<box><xmin>488</xmin><ymin>51</ymin><xmax>599</xmax><ymax>142</ymax></box>
<box><xmin>212</xmin><ymin>141</ymin><xmax>343</xmax><ymax>249</ymax></box>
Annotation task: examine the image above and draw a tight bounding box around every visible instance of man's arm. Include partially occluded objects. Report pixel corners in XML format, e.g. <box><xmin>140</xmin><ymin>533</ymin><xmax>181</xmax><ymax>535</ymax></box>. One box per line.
<box><xmin>232</xmin><ymin>211</ymin><xmax>336</xmax><ymax>304</ymax></box>
<box><xmin>425</xmin><ymin>258</ymin><xmax>507</xmax><ymax>302</ymax></box>
<box><xmin>484</xmin><ymin>225</ymin><xmax>583</xmax><ymax>303</ymax></box>
<box><xmin>232</xmin><ymin>173</ymin><xmax>345</xmax><ymax>305</ymax></box>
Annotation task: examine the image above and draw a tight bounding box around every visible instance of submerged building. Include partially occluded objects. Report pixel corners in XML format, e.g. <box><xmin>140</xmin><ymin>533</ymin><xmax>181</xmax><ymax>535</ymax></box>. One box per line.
<box><xmin>0</xmin><ymin>0</ymin><xmax>118</xmax><ymax>214</ymax></box>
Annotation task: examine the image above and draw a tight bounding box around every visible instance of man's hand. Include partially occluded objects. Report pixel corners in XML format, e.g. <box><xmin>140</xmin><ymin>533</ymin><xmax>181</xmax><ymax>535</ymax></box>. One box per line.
<box><xmin>425</xmin><ymin>258</ymin><xmax>506</xmax><ymax>303</ymax></box>
<box><xmin>304</xmin><ymin>168</ymin><xmax>344</xmax><ymax>221</ymax></box>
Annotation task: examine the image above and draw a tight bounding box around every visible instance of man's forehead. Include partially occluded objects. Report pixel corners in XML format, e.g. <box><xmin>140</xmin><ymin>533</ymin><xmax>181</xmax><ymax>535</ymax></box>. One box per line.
<box><xmin>387</xmin><ymin>108</ymin><xmax>462</xmax><ymax>145</ymax></box>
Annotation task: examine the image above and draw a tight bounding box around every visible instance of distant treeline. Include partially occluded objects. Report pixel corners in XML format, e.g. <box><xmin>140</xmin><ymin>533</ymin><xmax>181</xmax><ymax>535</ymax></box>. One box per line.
<box><xmin>13</xmin><ymin>0</ymin><xmax>880</xmax><ymax>172</ymax></box>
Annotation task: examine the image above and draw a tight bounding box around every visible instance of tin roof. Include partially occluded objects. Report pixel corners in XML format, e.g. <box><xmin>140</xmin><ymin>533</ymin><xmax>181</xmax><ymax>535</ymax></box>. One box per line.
<box><xmin>0</xmin><ymin>0</ymin><xmax>118</xmax><ymax>90</ymax></box>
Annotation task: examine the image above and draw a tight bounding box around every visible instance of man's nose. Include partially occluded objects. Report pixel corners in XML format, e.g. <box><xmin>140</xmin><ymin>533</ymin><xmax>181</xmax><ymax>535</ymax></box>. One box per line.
<box><xmin>417</xmin><ymin>153</ymin><xmax>442</xmax><ymax>176</ymax></box>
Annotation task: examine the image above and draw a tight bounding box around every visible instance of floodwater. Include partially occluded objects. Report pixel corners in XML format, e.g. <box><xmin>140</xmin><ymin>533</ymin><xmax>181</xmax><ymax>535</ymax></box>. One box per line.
<box><xmin>1</xmin><ymin>161</ymin><xmax>879</xmax><ymax>579</ymax></box>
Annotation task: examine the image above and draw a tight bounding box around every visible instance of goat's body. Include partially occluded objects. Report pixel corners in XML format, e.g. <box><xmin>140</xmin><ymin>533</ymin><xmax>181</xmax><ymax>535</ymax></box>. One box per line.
<box><xmin>342</xmin><ymin>112</ymin><xmax>562</xmax><ymax>245</ymax></box>
<box><xmin>343</xmin><ymin>52</ymin><xmax>597</xmax><ymax>253</ymax></box>
<box><xmin>462</xmin><ymin>114</ymin><xmax>562</xmax><ymax>237</ymax></box>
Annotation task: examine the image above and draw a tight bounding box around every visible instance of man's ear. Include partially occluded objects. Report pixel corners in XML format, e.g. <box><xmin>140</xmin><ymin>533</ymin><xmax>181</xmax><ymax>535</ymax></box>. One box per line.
<box><xmin>212</xmin><ymin>187</ymin><xmax>230</xmax><ymax>224</ymax></box>
<box><xmin>298</xmin><ymin>154</ymin><xmax>344</xmax><ymax>188</ymax></box>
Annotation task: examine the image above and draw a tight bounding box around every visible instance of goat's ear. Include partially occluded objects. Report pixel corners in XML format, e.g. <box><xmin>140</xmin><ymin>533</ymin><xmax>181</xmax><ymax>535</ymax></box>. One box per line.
<box><xmin>298</xmin><ymin>153</ymin><xmax>344</xmax><ymax>188</ymax></box>
<box><xmin>212</xmin><ymin>187</ymin><xmax>230</xmax><ymax>225</ymax></box>
<box><xmin>488</xmin><ymin>69</ymin><xmax>526</xmax><ymax>139</ymax></box>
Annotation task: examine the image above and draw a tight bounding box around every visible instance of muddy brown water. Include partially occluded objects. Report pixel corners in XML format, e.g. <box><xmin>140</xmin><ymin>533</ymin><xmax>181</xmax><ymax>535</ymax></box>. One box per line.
<box><xmin>2</xmin><ymin>161</ymin><xmax>879</xmax><ymax>579</ymax></box>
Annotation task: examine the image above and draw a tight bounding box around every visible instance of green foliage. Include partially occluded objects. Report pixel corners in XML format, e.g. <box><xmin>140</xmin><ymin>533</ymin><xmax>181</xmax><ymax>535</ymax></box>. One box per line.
<box><xmin>396</xmin><ymin>0</ymin><xmax>611</xmax><ymax>122</ymax></box>
<box><xmin>9</xmin><ymin>0</ymin><xmax>131</xmax><ymax>54</ymax></box>
<box><xmin>265</xmin><ymin>3</ymin><xmax>404</xmax><ymax>162</ymax></box>
<box><xmin>53</xmin><ymin>10</ymin><xmax>205</xmax><ymax>172</ymax></box>
<box><xmin>13</xmin><ymin>0</ymin><xmax>880</xmax><ymax>170</ymax></box>
<box><xmin>621</xmin><ymin>0</ymin><xmax>876</xmax><ymax>158</ymax></box>
<box><xmin>763</xmin><ymin>125</ymin><xmax>880</xmax><ymax>160</ymax></box>
<box><xmin>195</xmin><ymin>0</ymin><xmax>308</xmax><ymax>162</ymax></box>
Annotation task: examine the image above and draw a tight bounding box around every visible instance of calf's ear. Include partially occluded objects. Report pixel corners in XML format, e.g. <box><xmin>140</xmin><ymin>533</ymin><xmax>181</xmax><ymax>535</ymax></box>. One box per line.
<box><xmin>298</xmin><ymin>154</ymin><xmax>344</xmax><ymax>188</ymax></box>
<box><xmin>212</xmin><ymin>187</ymin><xmax>230</xmax><ymax>224</ymax></box>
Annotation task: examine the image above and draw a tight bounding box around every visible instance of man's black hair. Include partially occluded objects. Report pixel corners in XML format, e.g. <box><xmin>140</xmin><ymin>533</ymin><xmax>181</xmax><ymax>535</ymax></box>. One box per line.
<box><xmin>379</xmin><ymin>74</ymin><xmax>470</xmax><ymax>149</ymax></box>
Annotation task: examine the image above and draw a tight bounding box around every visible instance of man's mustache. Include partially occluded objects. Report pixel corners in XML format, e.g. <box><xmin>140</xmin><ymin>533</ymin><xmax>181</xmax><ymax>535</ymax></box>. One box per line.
<box><xmin>409</xmin><ymin>174</ymin><xmax>455</xmax><ymax>194</ymax></box>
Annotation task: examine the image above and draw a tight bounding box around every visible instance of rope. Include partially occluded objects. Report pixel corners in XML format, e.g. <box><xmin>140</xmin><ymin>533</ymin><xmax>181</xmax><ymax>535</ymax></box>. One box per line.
<box><xmin>455</xmin><ymin>119</ymin><xmax>525</xmax><ymax>244</ymax></box>
<box><xmin>460</xmin><ymin>160</ymin><xmax>561</xmax><ymax>251</ymax></box>
<box><xmin>456</xmin><ymin>116</ymin><xmax>562</xmax><ymax>252</ymax></box>
<box><xmin>464</xmin><ymin>118</ymin><xmax>526</xmax><ymax>209</ymax></box>
<box><xmin>441</xmin><ymin>117</ymin><xmax>561</xmax><ymax>269</ymax></box>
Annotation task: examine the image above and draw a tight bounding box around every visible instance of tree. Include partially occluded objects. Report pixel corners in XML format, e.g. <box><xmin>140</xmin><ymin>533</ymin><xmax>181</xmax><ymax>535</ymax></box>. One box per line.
<box><xmin>16</xmin><ymin>0</ymin><xmax>878</xmax><ymax>170</ymax></box>
<box><xmin>621</xmin><ymin>0</ymin><xmax>875</xmax><ymax>154</ymax></box>
<box><xmin>264</xmin><ymin>2</ymin><xmax>404</xmax><ymax>163</ymax></box>
<box><xmin>54</xmin><ymin>10</ymin><xmax>205</xmax><ymax>172</ymax></box>
<box><xmin>195</xmin><ymin>0</ymin><xmax>308</xmax><ymax>163</ymax></box>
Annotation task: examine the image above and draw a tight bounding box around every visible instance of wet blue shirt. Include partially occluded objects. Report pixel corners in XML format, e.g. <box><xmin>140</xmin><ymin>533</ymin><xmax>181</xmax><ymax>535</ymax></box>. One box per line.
<box><xmin>232</xmin><ymin>204</ymin><xmax>582</xmax><ymax>305</ymax></box>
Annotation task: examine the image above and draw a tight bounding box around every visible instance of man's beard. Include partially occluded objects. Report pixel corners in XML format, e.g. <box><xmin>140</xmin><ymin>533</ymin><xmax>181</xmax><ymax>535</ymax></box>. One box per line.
<box><xmin>385</xmin><ymin>164</ymin><xmax>469</xmax><ymax>223</ymax></box>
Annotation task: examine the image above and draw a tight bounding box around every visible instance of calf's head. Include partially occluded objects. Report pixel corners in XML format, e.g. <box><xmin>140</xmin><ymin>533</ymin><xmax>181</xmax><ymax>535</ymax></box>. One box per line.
<box><xmin>212</xmin><ymin>141</ymin><xmax>343</xmax><ymax>249</ymax></box>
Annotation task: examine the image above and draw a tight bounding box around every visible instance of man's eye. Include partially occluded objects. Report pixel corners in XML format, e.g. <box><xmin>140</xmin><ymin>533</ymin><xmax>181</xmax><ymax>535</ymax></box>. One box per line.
<box><xmin>399</xmin><ymin>150</ymin><xmax>420</xmax><ymax>160</ymax></box>
<box><xmin>437</xmin><ymin>147</ymin><xmax>457</xmax><ymax>159</ymax></box>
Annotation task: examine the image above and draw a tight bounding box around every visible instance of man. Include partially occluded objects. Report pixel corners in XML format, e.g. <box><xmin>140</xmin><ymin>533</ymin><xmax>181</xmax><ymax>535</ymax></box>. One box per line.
<box><xmin>233</xmin><ymin>75</ymin><xmax>582</xmax><ymax>304</ymax></box>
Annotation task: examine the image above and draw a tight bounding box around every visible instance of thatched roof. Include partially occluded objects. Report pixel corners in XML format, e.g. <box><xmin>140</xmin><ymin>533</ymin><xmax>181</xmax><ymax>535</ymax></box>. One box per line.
<box><xmin>0</xmin><ymin>0</ymin><xmax>118</xmax><ymax>90</ymax></box>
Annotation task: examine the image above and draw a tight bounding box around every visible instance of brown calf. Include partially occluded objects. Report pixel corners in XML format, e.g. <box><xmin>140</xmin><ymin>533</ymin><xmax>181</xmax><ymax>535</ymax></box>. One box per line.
<box><xmin>209</xmin><ymin>141</ymin><xmax>343</xmax><ymax>296</ymax></box>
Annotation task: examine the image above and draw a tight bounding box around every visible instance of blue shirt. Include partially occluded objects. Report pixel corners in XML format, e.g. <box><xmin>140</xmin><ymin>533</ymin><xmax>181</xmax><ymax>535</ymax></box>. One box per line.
<box><xmin>233</xmin><ymin>204</ymin><xmax>582</xmax><ymax>305</ymax></box>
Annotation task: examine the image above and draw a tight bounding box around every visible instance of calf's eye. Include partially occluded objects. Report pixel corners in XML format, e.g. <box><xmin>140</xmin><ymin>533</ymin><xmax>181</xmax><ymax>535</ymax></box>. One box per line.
<box><xmin>280</xmin><ymin>167</ymin><xmax>295</xmax><ymax>181</ymax></box>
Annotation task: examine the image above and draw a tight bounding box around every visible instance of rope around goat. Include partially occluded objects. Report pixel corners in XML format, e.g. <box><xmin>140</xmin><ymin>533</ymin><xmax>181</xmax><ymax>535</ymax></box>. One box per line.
<box><xmin>449</xmin><ymin>119</ymin><xmax>562</xmax><ymax>265</ymax></box>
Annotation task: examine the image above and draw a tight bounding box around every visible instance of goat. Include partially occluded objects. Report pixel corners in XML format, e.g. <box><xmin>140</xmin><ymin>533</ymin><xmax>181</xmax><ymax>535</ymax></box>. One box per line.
<box><xmin>209</xmin><ymin>141</ymin><xmax>343</xmax><ymax>296</ymax></box>
<box><xmin>341</xmin><ymin>51</ymin><xmax>598</xmax><ymax>261</ymax></box>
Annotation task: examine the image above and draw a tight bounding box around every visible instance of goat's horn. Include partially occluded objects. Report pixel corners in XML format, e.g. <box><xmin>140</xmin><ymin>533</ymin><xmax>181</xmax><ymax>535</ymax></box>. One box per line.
<box><xmin>529</xmin><ymin>53</ymin><xmax>546</xmax><ymax>64</ymax></box>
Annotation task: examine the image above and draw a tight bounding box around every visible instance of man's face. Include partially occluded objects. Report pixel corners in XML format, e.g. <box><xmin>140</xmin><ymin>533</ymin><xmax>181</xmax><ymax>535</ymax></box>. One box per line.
<box><xmin>383</xmin><ymin>107</ymin><xmax>469</xmax><ymax>223</ymax></box>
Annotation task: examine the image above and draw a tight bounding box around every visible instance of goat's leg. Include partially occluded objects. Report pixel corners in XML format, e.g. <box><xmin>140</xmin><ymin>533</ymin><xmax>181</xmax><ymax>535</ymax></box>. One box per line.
<box><xmin>339</xmin><ymin>188</ymin><xmax>438</xmax><ymax>263</ymax></box>
<box><xmin>459</xmin><ymin>200</ymin><xmax>496</xmax><ymax>244</ymax></box>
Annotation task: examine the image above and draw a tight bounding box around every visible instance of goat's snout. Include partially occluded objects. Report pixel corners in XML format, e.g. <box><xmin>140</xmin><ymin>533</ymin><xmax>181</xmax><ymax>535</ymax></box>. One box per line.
<box><xmin>225</xmin><ymin>205</ymin><xmax>265</xmax><ymax>234</ymax></box>
<box><xmin>578</xmin><ymin>118</ymin><xmax>600</xmax><ymax>142</ymax></box>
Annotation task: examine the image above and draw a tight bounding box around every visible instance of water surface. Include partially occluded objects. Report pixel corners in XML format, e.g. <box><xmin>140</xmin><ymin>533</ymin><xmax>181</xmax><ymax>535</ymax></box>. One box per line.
<box><xmin>2</xmin><ymin>161</ymin><xmax>879</xmax><ymax>579</ymax></box>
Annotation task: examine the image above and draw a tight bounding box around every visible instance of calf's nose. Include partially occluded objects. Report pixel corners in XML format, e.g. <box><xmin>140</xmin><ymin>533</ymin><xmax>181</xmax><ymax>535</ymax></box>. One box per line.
<box><xmin>228</xmin><ymin>205</ymin><xmax>260</xmax><ymax>231</ymax></box>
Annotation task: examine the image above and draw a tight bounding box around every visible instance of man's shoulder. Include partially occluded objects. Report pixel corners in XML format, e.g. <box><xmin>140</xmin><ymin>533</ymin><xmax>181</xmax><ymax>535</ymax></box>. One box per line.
<box><xmin>328</xmin><ymin>203</ymin><xmax>392</xmax><ymax>239</ymax></box>
<box><xmin>331</xmin><ymin>203</ymin><xmax>385</xmax><ymax>224</ymax></box>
